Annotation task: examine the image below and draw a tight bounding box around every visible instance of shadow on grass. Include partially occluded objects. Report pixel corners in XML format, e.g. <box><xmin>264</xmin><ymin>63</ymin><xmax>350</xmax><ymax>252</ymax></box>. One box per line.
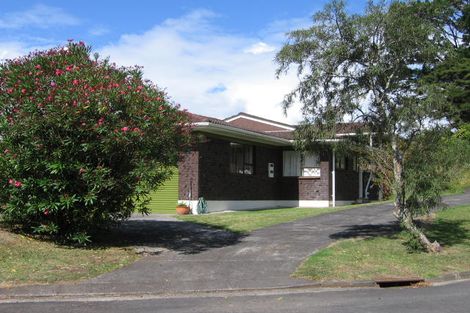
<box><xmin>93</xmin><ymin>219</ymin><xmax>245</xmax><ymax>255</ymax></box>
<box><xmin>329</xmin><ymin>217</ymin><xmax>468</xmax><ymax>250</ymax></box>
<box><xmin>329</xmin><ymin>222</ymin><xmax>401</xmax><ymax>240</ymax></box>
<box><xmin>418</xmin><ymin>219</ymin><xmax>468</xmax><ymax>247</ymax></box>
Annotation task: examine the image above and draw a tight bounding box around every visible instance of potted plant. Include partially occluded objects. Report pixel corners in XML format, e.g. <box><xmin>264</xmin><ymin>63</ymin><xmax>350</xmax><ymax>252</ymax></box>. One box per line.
<box><xmin>176</xmin><ymin>202</ymin><xmax>190</xmax><ymax>215</ymax></box>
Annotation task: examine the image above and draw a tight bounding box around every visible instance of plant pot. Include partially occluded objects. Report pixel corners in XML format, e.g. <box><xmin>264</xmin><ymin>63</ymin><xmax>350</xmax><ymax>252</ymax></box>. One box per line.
<box><xmin>176</xmin><ymin>205</ymin><xmax>190</xmax><ymax>215</ymax></box>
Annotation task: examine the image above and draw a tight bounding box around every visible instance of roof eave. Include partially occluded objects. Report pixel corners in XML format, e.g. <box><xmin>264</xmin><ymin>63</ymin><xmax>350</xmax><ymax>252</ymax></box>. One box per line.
<box><xmin>192</xmin><ymin>122</ymin><xmax>292</xmax><ymax>147</ymax></box>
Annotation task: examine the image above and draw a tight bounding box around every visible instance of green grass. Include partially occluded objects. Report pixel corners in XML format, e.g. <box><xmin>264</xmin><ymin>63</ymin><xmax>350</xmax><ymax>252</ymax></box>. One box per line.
<box><xmin>0</xmin><ymin>229</ymin><xmax>139</xmax><ymax>287</ymax></box>
<box><xmin>445</xmin><ymin>166</ymin><xmax>470</xmax><ymax>195</ymax></box>
<box><xmin>178</xmin><ymin>202</ymin><xmax>385</xmax><ymax>233</ymax></box>
<box><xmin>294</xmin><ymin>204</ymin><xmax>470</xmax><ymax>281</ymax></box>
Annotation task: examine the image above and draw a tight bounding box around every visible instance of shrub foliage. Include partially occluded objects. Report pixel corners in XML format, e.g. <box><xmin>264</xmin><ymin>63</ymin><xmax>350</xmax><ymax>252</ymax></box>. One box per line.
<box><xmin>0</xmin><ymin>42</ymin><xmax>190</xmax><ymax>242</ymax></box>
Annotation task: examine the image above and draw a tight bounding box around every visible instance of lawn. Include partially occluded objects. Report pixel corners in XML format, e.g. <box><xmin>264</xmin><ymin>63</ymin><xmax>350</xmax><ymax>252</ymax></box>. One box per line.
<box><xmin>445</xmin><ymin>165</ymin><xmax>470</xmax><ymax>195</ymax></box>
<box><xmin>0</xmin><ymin>228</ymin><xmax>139</xmax><ymax>287</ymax></box>
<box><xmin>293</xmin><ymin>204</ymin><xmax>470</xmax><ymax>281</ymax></box>
<box><xmin>178</xmin><ymin>202</ymin><xmax>384</xmax><ymax>233</ymax></box>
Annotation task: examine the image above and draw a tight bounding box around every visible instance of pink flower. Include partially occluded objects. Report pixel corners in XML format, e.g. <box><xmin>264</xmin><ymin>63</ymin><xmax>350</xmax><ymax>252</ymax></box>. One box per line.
<box><xmin>35</xmin><ymin>65</ymin><xmax>41</xmax><ymax>69</ymax></box>
<box><xmin>132</xmin><ymin>127</ymin><xmax>141</xmax><ymax>133</ymax></box>
<box><xmin>8</xmin><ymin>179</ymin><xmax>22</xmax><ymax>188</ymax></box>
<box><xmin>7</xmin><ymin>88</ymin><xmax>13</xmax><ymax>94</ymax></box>
<box><xmin>50</xmin><ymin>81</ymin><xmax>56</xmax><ymax>87</ymax></box>
<box><xmin>72</xmin><ymin>79</ymin><xmax>79</xmax><ymax>85</ymax></box>
<box><xmin>121</xmin><ymin>126</ymin><xmax>129</xmax><ymax>132</ymax></box>
<box><xmin>44</xmin><ymin>208</ymin><xmax>50</xmax><ymax>216</ymax></box>
<box><xmin>21</xmin><ymin>88</ymin><xmax>27</xmax><ymax>94</ymax></box>
<box><xmin>4</xmin><ymin>149</ymin><xmax>10</xmax><ymax>154</ymax></box>
<box><xmin>55</xmin><ymin>69</ymin><xmax>64</xmax><ymax>76</ymax></box>
<box><xmin>97</xmin><ymin>117</ymin><xmax>105</xmax><ymax>126</ymax></box>
<box><xmin>66</xmin><ymin>65</ymin><xmax>74</xmax><ymax>71</ymax></box>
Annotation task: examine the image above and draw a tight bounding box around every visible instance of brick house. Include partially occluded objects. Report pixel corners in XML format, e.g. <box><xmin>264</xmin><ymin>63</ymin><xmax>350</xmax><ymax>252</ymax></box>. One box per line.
<box><xmin>179</xmin><ymin>112</ymin><xmax>376</xmax><ymax>213</ymax></box>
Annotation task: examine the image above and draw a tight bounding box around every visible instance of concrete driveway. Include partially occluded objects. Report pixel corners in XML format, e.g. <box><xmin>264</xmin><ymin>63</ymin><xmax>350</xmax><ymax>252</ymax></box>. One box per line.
<box><xmin>1</xmin><ymin>191</ymin><xmax>469</xmax><ymax>298</ymax></box>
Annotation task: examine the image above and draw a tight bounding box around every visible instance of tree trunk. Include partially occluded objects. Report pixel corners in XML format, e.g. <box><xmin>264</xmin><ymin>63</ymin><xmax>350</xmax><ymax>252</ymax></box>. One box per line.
<box><xmin>391</xmin><ymin>137</ymin><xmax>442</xmax><ymax>253</ymax></box>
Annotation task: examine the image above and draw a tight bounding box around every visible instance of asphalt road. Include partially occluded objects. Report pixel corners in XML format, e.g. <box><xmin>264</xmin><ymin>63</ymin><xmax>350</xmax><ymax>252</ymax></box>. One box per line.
<box><xmin>2</xmin><ymin>280</ymin><xmax>469</xmax><ymax>313</ymax></box>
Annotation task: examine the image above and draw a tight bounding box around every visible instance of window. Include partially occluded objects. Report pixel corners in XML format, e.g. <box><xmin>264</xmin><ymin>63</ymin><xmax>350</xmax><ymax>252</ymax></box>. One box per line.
<box><xmin>283</xmin><ymin>151</ymin><xmax>320</xmax><ymax>177</ymax></box>
<box><xmin>352</xmin><ymin>156</ymin><xmax>358</xmax><ymax>171</ymax></box>
<box><xmin>283</xmin><ymin>151</ymin><xmax>301</xmax><ymax>176</ymax></box>
<box><xmin>230</xmin><ymin>143</ymin><xmax>254</xmax><ymax>175</ymax></box>
<box><xmin>335</xmin><ymin>155</ymin><xmax>358</xmax><ymax>171</ymax></box>
<box><xmin>302</xmin><ymin>152</ymin><xmax>321</xmax><ymax>177</ymax></box>
<box><xmin>335</xmin><ymin>156</ymin><xmax>346</xmax><ymax>170</ymax></box>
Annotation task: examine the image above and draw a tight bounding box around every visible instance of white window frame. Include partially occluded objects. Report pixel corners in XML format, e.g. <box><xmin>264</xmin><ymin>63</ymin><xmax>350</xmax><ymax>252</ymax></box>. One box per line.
<box><xmin>282</xmin><ymin>151</ymin><xmax>321</xmax><ymax>177</ymax></box>
<box><xmin>301</xmin><ymin>152</ymin><xmax>321</xmax><ymax>177</ymax></box>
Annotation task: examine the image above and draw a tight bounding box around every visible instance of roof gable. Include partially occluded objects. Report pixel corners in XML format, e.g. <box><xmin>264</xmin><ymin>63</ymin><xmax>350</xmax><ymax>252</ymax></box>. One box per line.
<box><xmin>224</xmin><ymin>113</ymin><xmax>295</xmax><ymax>131</ymax></box>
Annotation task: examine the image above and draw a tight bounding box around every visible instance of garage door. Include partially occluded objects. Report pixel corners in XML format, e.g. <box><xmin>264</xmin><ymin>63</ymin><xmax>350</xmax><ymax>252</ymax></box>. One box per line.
<box><xmin>146</xmin><ymin>168</ymin><xmax>179</xmax><ymax>214</ymax></box>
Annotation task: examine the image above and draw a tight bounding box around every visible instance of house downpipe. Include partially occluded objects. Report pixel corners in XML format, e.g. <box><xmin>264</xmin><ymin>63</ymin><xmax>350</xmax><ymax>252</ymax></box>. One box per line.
<box><xmin>332</xmin><ymin>150</ymin><xmax>336</xmax><ymax>208</ymax></box>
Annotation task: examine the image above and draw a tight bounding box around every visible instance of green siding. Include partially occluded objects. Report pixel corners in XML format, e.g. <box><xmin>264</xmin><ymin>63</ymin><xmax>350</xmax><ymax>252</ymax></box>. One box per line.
<box><xmin>147</xmin><ymin>169</ymin><xmax>179</xmax><ymax>213</ymax></box>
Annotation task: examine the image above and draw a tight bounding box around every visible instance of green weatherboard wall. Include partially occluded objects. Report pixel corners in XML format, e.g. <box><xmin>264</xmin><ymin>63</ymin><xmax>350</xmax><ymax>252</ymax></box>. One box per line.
<box><xmin>147</xmin><ymin>169</ymin><xmax>179</xmax><ymax>213</ymax></box>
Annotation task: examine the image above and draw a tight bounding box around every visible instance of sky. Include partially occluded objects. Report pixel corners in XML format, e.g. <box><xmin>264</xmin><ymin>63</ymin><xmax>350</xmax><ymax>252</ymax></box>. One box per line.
<box><xmin>0</xmin><ymin>0</ymin><xmax>368</xmax><ymax>124</ymax></box>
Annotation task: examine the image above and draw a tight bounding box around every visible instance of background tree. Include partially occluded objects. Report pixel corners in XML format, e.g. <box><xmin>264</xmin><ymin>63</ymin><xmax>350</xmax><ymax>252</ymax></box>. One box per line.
<box><xmin>424</xmin><ymin>0</ymin><xmax>469</xmax><ymax>127</ymax></box>
<box><xmin>0</xmin><ymin>42</ymin><xmax>190</xmax><ymax>243</ymax></box>
<box><xmin>276</xmin><ymin>0</ymin><xmax>454</xmax><ymax>252</ymax></box>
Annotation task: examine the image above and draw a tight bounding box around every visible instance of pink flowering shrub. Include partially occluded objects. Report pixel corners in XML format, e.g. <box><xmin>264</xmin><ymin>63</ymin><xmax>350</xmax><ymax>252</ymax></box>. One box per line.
<box><xmin>0</xmin><ymin>42</ymin><xmax>190</xmax><ymax>243</ymax></box>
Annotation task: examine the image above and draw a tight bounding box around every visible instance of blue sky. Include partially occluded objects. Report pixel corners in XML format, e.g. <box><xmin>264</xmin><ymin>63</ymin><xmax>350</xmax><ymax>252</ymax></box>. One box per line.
<box><xmin>0</xmin><ymin>0</ymin><xmax>367</xmax><ymax>123</ymax></box>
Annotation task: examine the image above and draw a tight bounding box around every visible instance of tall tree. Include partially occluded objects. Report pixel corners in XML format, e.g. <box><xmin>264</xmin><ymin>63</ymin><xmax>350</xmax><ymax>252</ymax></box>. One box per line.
<box><xmin>276</xmin><ymin>0</ymin><xmax>452</xmax><ymax>252</ymax></box>
<box><xmin>424</xmin><ymin>0</ymin><xmax>469</xmax><ymax>126</ymax></box>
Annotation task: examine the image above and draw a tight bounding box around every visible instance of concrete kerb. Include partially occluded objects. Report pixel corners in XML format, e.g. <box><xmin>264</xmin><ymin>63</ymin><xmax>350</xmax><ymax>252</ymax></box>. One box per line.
<box><xmin>1</xmin><ymin>273</ymin><xmax>470</xmax><ymax>303</ymax></box>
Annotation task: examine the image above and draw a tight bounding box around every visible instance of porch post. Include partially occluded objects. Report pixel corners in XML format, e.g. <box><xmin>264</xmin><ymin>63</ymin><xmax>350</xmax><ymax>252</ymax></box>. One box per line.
<box><xmin>358</xmin><ymin>169</ymin><xmax>363</xmax><ymax>201</ymax></box>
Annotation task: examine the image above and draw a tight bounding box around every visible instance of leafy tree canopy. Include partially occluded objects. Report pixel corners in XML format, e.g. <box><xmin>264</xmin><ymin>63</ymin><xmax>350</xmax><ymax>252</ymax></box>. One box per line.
<box><xmin>0</xmin><ymin>42</ymin><xmax>190</xmax><ymax>243</ymax></box>
<box><xmin>276</xmin><ymin>0</ymin><xmax>458</xmax><ymax>252</ymax></box>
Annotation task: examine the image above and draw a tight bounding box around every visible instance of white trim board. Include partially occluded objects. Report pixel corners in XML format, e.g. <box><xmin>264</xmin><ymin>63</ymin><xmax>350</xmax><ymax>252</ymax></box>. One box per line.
<box><xmin>178</xmin><ymin>199</ymin><xmax>353</xmax><ymax>214</ymax></box>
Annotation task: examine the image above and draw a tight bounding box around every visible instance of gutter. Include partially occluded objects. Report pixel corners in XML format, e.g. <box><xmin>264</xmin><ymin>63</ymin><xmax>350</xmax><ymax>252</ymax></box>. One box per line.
<box><xmin>193</xmin><ymin>122</ymin><xmax>292</xmax><ymax>146</ymax></box>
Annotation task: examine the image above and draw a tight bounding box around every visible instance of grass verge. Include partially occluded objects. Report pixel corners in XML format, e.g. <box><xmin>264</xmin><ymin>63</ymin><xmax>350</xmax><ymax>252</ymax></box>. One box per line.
<box><xmin>293</xmin><ymin>204</ymin><xmax>470</xmax><ymax>281</ymax></box>
<box><xmin>178</xmin><ymin>202</ymin><xmax>386</xmax><ymax>233</ymax></box>
<box><xmin>0</xmin><ymin>229</ymin><xmax>139</xmax><ymax>287</ymax></box>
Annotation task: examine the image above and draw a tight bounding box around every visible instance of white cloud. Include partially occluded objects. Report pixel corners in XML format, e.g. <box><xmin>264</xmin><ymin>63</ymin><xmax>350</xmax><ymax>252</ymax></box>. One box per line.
<box><xmin>89</xmin><ymin>26</ymin><xmax>110</xmax><ymax>37</ymax></box>
<box><xmin>100</xmin><ymin>10</ymin><xmax>302</xmax><ymax>124</ymax></box>
<box><xmin>244</xmin><ymin>42</ymin><xmax>276</xmax><ymax>55</ymax></box>
<box><xmin>0</xmin><ymin>4</ymin><xmax>80</xmax><ymax>29</ymax></box>
<box><xmin>0</xmin><ymin>41</ymin><xmax>27</xmax><ymax>61</ymax></box>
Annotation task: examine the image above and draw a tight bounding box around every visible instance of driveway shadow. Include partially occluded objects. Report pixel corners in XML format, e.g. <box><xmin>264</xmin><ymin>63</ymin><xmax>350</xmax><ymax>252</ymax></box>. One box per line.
<box><xmin>329</xmin><ymin>222</ymin><xmax>401</xmax><ymax>240</ymax></box>
<box><xmin>94</xmin><ymin>220</ymin><xmax>244</xmax><ymax>255</ymax></box>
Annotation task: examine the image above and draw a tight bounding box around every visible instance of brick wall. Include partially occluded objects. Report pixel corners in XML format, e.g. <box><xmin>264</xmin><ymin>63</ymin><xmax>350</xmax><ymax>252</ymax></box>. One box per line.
<box><xmin>197</xmin><ymin>138</ymin><xmax>296</xmax><ymax>200</ymax></box>
<box><xmin>298</xmin><ymin>155</ymin><xmax>330</xmax><ymax>200</ymax></box>
<box><xmin>179</xmin><ymin>136</ymin><xmax>333</xmax><ymax>202</ymax></box>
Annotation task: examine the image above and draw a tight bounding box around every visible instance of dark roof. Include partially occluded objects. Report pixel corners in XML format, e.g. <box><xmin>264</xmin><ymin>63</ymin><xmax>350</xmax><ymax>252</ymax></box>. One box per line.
<box><xmin>263</xmin><ymin>131</ymin><xmax>295</xmax><ymax>140</ymax></box>
<box><xmin>186</xmin><ymin>112</ymin><xmax>231</xmax><ymax>126</ymax></box>
<box><xmin>186</xmin><ymin>111</ymin><xmax>366</xmax><ymax>143</ymax></box>
<box><xmin>224</xmin><ymin>112</ymin><xmax>295</xmax><ymax>129</ymax></box>
<box><xmin>335</xmin><ymin>122</ymin><xmax>366</xmax><ymax>134</ymax></box>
